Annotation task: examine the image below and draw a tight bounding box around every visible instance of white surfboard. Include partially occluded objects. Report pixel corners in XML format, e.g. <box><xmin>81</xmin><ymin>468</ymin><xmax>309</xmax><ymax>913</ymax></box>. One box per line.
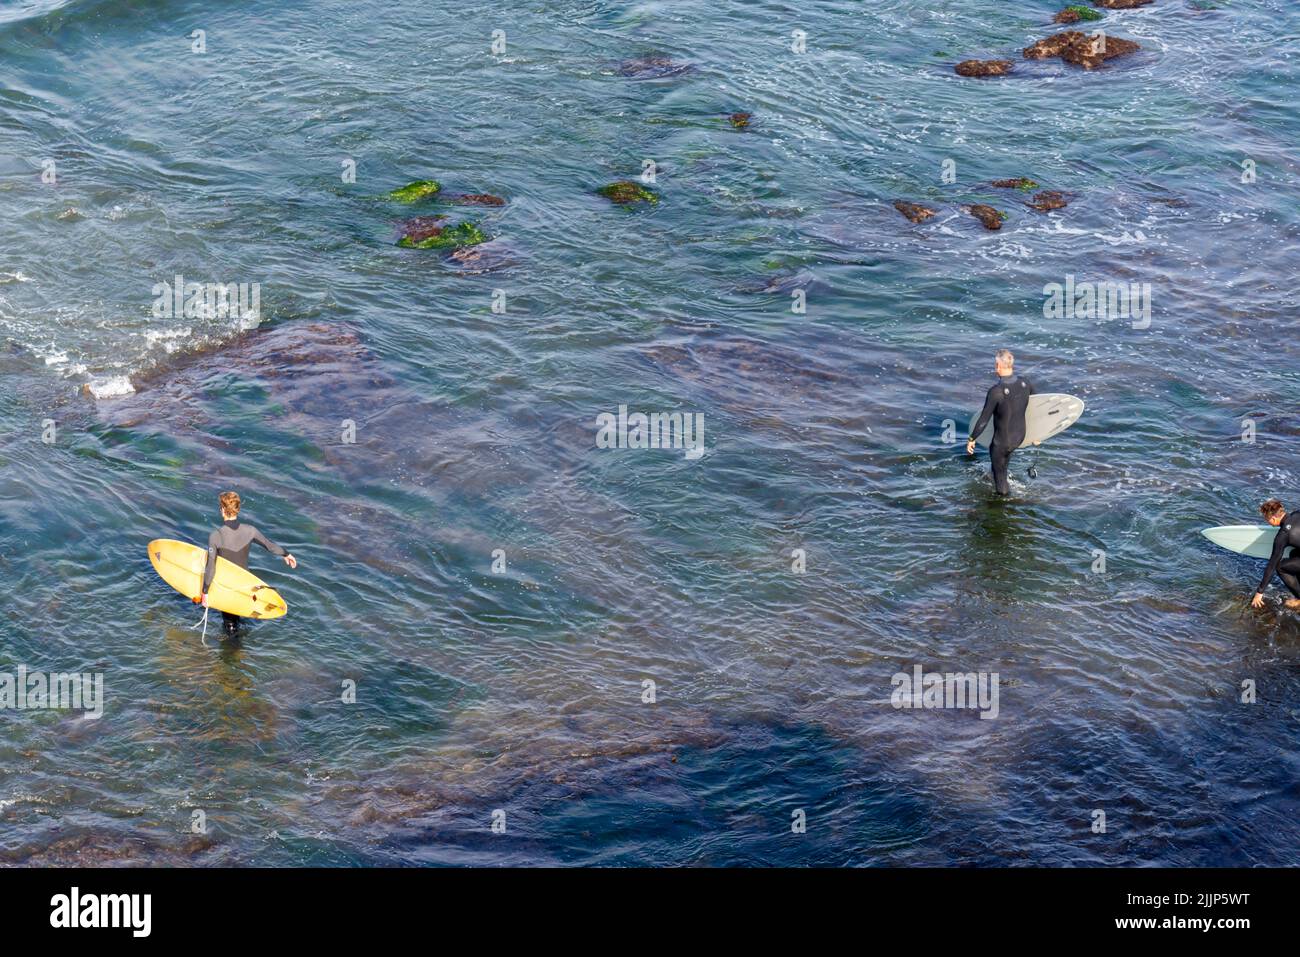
<box><xmin>969</xmin><ymin>393</ymin><xmax>1084</xmax><ymax>449</ymax></box>
<box><xmin>1201</xmin><ymin>525</ymin><xmax>1287</xmax><ymax>560</ymax></box>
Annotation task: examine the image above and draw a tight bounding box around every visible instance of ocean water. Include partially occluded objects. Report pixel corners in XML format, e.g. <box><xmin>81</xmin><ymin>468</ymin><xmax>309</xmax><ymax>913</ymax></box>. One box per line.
<box><xmin>1</xmin><ymin>0</ymin><xmax>1299</xmax><ymax>866</ymax></box>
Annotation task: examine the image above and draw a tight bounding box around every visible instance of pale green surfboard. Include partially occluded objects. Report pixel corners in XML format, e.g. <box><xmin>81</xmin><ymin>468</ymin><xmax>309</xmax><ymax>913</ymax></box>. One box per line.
<box><xmin>969</xmin><ymin>393</ymin><xmax>1085</xmax><ymax>450</ymax></box>
<box><xmin>1200</xmin><ymin>525</ymin><xmax>1287</xmax><ymax>560</ymax></box>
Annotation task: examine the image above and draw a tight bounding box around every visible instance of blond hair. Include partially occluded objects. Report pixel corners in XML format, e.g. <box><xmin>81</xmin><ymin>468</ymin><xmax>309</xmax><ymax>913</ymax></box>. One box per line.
<box><xmin>219</xmin><ymin>491</ymin><xmax>241</xmax><ymax>517</ymax></box>
<box><xmin>1260</xmin><ymin>499</ymin><xmax>1285</xmax><ymax>520</ymax></box>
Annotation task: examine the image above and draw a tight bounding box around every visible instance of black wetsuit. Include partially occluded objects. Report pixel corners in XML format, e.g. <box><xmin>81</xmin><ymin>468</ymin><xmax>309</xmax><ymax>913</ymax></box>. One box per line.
<box><xmin>970</xmin><ymin>374</ymin><xmax>1034</xmax><ymax>496</ymax></box>
<box><xmin>203</xmin><ymin>519</ymin><xmax>288</xmax><ymax>634</ymax></box>
<box><xmin>1257</xmin><ymin>513</ymin><xmax>1300</xmax><ymax>599</ymax></box>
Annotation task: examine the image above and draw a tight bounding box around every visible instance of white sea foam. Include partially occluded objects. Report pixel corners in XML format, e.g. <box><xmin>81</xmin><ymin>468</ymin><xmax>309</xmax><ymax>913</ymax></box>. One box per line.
<box><xmin>144</xmin><ymin>327</ymin><xmax>192</xmax><ymax>352</ymax></box>
<box><xmin>86</xmin><ymin>375</ymin><xmax>135</xmax><ymax>399</ymax></box>
<box><xmin>1096</xmin><ymin>229</ymin><xmax>1150</xmax><ymax>246</ymax></box>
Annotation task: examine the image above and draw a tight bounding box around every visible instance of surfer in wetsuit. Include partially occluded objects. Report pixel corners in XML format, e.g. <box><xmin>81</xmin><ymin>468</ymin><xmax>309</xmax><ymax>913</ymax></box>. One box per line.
<box><xmin>201</xmin><ymin>491</ymin><xmax>297</xmax><ymax>636</ymax></box>
<box><xmin>966</xmin><ymin>349</ymin><xmax>1035</xmax><ymax>496</ymax></box>
<box><xmin>1251</xmin><ymin>499</ymin><xmax>1300</xmax><ymax>609</ymax></box>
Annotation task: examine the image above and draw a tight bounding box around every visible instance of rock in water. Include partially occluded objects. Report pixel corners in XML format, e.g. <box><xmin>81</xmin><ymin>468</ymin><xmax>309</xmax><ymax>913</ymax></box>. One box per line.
<box><xmin>729</xmin><ymin>112</ymin><xmax>752</xmax><ymax>129</ymax></box>
<box><xmin>893</xmin><ymin>200</ymin><xmax>937</xmax><ymax>223</ymax></box>
<box><xmin>967</xmin><ymin>204</ymin><xmax>1005</xmax><ymax>230</ymax></box>
<box><xmin>1094</xmin><ymin>0</ymin><xmax>1153</xmax><ymax>8</ymax></box>
<box><xmin>597</xmin><ymin>181</ymin><xmax>659</xmax><ymax>205</ymax></box>
<box><xmin>396</xmin><ymin>215</ymin><xmax>447</xmax><ymax>245</ymax></box>
<box><xmin>1027</xmin><ymin>190</ymin><xmax>1070</xmax><ymax>212</ymax></box>
<box><xmin>616</xmin><ymin>56</ymin><xmax>692</xmax><ymax>79</ymax></box>
<box><xmin>388</xmin><ymin>180</ymin><xmax>442</xmax><ymax>202</ymax></box>
<box><xmin>446</xmin><ymin>194</ymin><xmax>507</xmax><ymax>206</ymax></box>
<box><xmin>397</xmin><ymin>217</ymin><xmax>486</xmax><ymax>250</ymax></box>
<box><xmin>990</xmin><ymin>178</ymin><xmax>1039</xmax><ymax>190</ymax></box>
<box><xmin>1023</xmin><ymin>31</ymin><xmax>1140</xmax><ymax>69</ymax></box>
<box><xmin>955</xmin><ymin>59</ymin><xmax>1014</xmax><ymax>77</ymax></box>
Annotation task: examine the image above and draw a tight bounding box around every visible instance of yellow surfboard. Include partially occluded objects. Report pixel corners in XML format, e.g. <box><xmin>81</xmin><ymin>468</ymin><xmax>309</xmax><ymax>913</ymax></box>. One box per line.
<box><xmin>148</xmin><ymin>539</ymin><xmax>288</xmax><ymax>619</ymax></box>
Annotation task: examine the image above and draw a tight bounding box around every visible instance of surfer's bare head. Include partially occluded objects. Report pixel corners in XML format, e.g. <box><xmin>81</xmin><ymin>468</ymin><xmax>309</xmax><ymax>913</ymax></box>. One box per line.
<box><xmin>1260</xmin><ymin>499</ymin><xmax>1285</xmax><ymax>525</ymax></box>
<box><xmin>219</xmin><ymin>490</ymin><xmax>241</xmax><ymax>520</ymax></box>
<box><xmin>994</xmin><ymin>349</ymin><xmax>1014</xmax><ymax>376</ymax></box>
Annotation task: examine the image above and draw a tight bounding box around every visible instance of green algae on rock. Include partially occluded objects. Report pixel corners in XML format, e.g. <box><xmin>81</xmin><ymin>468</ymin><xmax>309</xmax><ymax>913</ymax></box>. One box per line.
<box><xmin>1054</xmin><ymin>5</ymin><xmax>1103</xmax><ymax>22</ymax></box>
<box><xmin>597</xmin><ymin>180</ymin><xmax>659</xmax><ymax>205</ymax></box>
<box><xmin>991</xmin><ymin>178</ymin><xmax>1039</xmax><ymax>190</ymax></box>
<box><xmin>729</xmin><ymin>112</ymin><xmax>752</xmax><ymax>129</ymax></box>
<box><xmin>396</xmin><ymin>217</ymin><xmax>486</xmax><ymax>250</ymax></box>
<box><xmin>388</xmin><ymin>180</ymin><xmax>442</xmax><ymax>202</ymax></box>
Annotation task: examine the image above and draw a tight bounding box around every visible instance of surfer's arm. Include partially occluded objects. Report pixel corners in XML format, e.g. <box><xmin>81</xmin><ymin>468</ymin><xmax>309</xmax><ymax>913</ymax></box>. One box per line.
<box><xmin>1256</xmin><ymin>529</ymin><xmax>1288</xmax><ymax>595</ymax></box>
<box><xmin>201</xmin><ymin>531</ymin><xmax>220</xmax><ymax>594</ymax></box>
<box><xmin>969</xmin><ymin>387</ymin><xmax>999</xmax><ymax>441</ymax></box>
<box><xmin>251</xmin><ymin>526</ymin><xmax>295</xmax><ymax>566</ymax></box>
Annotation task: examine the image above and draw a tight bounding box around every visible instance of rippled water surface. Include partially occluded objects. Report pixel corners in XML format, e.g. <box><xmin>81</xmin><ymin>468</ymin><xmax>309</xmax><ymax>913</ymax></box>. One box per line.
<box><xmin>2</xmin><ymin>0</ymin><xmax>1299</xmax><ymax>865</ymax></box>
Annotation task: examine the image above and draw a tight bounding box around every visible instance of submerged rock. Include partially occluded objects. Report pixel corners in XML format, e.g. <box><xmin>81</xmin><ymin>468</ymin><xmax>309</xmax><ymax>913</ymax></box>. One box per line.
<box><xmin>616</xmin><ymin>56</ymin><xmax>692</xmax><ymax>79</ymax></box>
<box><xmin>1024</xmin><ymin>31</ymin><xmax>1140</xmax><ymax>69</ymax></box>
<box><xmin>447</xmin><ymin>242</ymin><xmax>514</xmax><ymax>275</ymax></box>
<box><xmin>396</xmin><ymin>217</ymin><xmax>486</xmax><ymax>250</ymax></box>
<box><xmin>396</xmin><ymin>215</ymin><xmax>446</xmax><ymax>243</ymax></box>
<box><xmin>1054</xmin><ymin>5</ymin><xmax>1103</xmax><ymax>23</ymax></box>
<box><xmin>967</xmin><ymin>204</ymin><xmax>1005</xmax><ymax>230</ymax></box>
<box><xmin>1094</xmin><ymin>0</ymin><xmax>1153</xmax><ymax>8</ymax></box>
<box><xmin>955</xmin><ymin>59</ymin><xmax>1014</xmax><ymax>77</ymax></box>
<box><xmin>893</xmin><ymin>200</ymin><xmax>937</xmax><ymax>223</ymax></box>
<box><xmin>1146</xmin><ymin>194</ymin><xmax>1190</xmax><ymax>208</ymax></box>
<box><xmin>597</xmin><ymin>180</ymin><xmax>659</xmax><ymax>206</ymax></box>
<box><xmin>446</xmin><ymin>193</ymin><xmax>506</xmax><ymax>206</ymax></box>
<box><xmin>449</xmin><ymin>245</ymin><xmax>484</xmax><ymax>264</ymax></box>
<box><xmin>1026</xmin><ymin>190</ymin><xmax>1070</xmax><ymax>212</ymax></box>
<box><xmin>729</xmin><ymin>112</ymin><xmax>752</xmax><ymax>129</ymax></box>
<box><xmin>387</xmin><ymin>179</ymin><xmax>441</xmax><ymax>202</ymax></box>
<box><xmin>990</xmin><ymin>178</ymin><xmax>1039</xmax><ymax>190</ymax></box>
<box><xmin>752</xmin><ymin>269</ymin><xmax>815</xmax><ymax>295</ymax></box>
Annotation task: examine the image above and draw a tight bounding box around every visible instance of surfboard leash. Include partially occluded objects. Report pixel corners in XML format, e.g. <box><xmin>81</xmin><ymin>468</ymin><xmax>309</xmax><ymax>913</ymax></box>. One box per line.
<box><xmin>194</xmin><ymin>605</ymin><xmax>209</xmax><ymax>646</ymax></box>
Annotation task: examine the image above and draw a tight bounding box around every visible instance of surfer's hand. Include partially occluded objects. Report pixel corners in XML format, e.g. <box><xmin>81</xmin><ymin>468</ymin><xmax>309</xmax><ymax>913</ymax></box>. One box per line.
<box><xmin>285</xmin><ymin>554</ymin><xmax>298</xmax><ymax>570</ymax></box>
<box><xmin>200</xmin><ymin>593</ymin><xmax>209</xmax><ymax>608</ymax></box>
<box><xmin>966</xmin><ymin>438</ymin><xmax>976</xmax><ymax>455</ymax></box>
<box><xmin>1251</xmin><ymin>592</ymin><xmax>1265</xmax><ymax>609</ymax></box>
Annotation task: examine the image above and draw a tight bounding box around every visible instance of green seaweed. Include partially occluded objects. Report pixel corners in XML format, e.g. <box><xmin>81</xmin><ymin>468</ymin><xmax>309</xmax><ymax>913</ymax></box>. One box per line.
<box><xmin>597</xmin><ymin>180</ymin><xmax>659</xmax><ymax>205</ymax></box>
<box><xmin>397</xmin><ymin>220</ymin><xmax>486</xmax><ymax>250</ymax></box>
<box><xmin>1064</xmin><ymin>5</ymin><xmax>1102</xmax><ymax>20</ymax></box>
<box><xmin>387</xmin><ymin>179</ymin><xmax>442</xmax><ymax>202</ymax></box>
